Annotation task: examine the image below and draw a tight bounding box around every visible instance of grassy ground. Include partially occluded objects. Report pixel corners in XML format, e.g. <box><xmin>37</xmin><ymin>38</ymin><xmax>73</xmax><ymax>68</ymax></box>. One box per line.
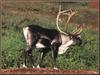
<box><xmin>1</xmin><ymin>1</ymin><xmax>99</xmax><ymax>71</ymax></box>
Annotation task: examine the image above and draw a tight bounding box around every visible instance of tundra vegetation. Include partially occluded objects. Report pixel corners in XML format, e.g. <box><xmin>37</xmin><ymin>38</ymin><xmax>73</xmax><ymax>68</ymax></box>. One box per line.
<box><xmin>1</xmin><ymin>1</ymin><xmax>99</xmax><ymax>71</ymax></box>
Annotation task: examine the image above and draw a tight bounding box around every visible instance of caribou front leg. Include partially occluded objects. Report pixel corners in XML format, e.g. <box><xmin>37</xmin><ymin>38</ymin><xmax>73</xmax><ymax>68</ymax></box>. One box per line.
<box><xmin>51</xmin><ymin>43</ymin><xmax>59</xmax><ymax>70</ymax></box>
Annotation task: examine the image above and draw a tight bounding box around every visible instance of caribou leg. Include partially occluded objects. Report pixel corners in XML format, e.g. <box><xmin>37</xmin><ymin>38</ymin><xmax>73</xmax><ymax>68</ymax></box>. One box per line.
<box><xmin>28</xmin><ymin>50</ymin><xmax>35</xmax><ymax>68</ymax></box>
<box><xmin>51</xmin><ymin>43</ymin><xmax>60</xmax><ymax>70</ymax></box>
<box><xmin>23</xmin><ymin>46</ymin><xmax>33</xmax><ymax>68</ymax></box>
<box><xmin>37</xmin><ymin>48</ymin><xmax>47</xmax><ymax>68</ymax></box>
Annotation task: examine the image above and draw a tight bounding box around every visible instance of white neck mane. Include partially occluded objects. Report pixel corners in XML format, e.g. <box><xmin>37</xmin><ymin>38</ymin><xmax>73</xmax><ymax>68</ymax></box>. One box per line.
<box><xmin>58</xmin><ymin>34</ymin><xmax>74</xmax><ymax>55</ymax></box>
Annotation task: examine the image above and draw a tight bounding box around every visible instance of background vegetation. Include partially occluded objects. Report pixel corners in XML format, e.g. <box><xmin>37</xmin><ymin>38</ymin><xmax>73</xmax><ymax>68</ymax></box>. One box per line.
<box><xmin>1</xmin><ymin>1</ymin><xmax>99</xmax><ymax>71</ymax></box>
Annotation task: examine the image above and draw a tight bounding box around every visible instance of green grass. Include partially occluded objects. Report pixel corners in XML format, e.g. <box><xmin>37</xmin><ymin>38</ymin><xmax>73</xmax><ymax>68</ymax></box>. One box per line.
<box><xmin>1</xmin><ymin>29</ymin><xmax>24</xmax><ymax>68</ymax></box>
<box><xmin>1</xmin><ymin>15</ymin><xmax>99</xmax><ymax>70</ymax></box>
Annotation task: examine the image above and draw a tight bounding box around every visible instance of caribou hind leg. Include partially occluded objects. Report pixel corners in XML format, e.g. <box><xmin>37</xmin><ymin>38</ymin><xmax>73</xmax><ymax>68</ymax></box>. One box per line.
<box><xmin>23</xmin><ymin>27</ymin><xmax>37</xmax><ymax>68</ymax></box>
<box><xmin>37</xmin><ymin>48</ymin><xmax>46</xmax><ymax>68</ymax></box>
<box><xmin>22</xmin><ymin>45</ymin><xmax>33</xmax><ymax>68</ymax></box>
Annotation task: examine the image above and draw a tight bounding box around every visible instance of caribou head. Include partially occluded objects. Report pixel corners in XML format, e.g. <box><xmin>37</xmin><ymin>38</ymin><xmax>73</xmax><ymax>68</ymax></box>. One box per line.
<box><xmin>56</xmin><ymin>5</ymin><xmax>83</xmax><ymax>54</ymax></box>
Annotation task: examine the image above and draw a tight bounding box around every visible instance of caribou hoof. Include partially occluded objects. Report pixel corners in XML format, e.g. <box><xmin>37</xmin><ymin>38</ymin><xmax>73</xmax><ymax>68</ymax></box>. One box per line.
<box><xmin>22</xmin><ymin>64</ymin><xmax>27</xmax><ymax>68</ymax></box>
<box><xmin>37</xmin><ymin>64</ymin><xmax>40</xmax><ymax>68</ymax></box>
<box><xmin>32</xmin><ymin>66</ymin><xmax>35</xmax><ymax>68</ymax></box>
<box><xmin>54</xmin><ymin>67</ymin><xmax>58</xmax><ymax>70</ymax></box>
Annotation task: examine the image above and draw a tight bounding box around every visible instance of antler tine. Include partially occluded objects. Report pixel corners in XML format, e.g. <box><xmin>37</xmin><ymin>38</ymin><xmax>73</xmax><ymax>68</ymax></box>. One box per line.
<box><xmin>63</xmin><ymin>9</ymin><xmax>77</xmax><ymax>30</ymax></box>
<box><xmin>67</xmin><ymin>10</ymin><xmax>77</xmax><ymax>24</ymax></box>
<box><xmin>58</xmin><ymin>7</ymin><xmax>77</xmax><ymax>24</ymax></box>
<box><xmin>56</xmin><ymin>5</ymin><xmax>67</xmax><ymax>35</ymax></box>
<box><xmin>72</xmin><ymin>24</ymin><xmax>84</xmax><ymax>34</ymax></box>
<box><xmin>56</xmin><ymin>5</ymin><xmax>80</xmax><ymax>35</ymax></box>
<box><xmin>77</xmin><ymin>26</ymin><xmax>82</xmax><ymax>34</ymax></box>
<box><xmin>75</xmin><ymin>24</ymin><xmax>84</xmax><ymax>34</ymax></box>
<box><xmin>57</xmin><ymin>8</ymin><xmax>77</xmax><ymax>31</ymax></box>
<box><xmin>71</xmin><ymin>24</ymin><xmax>80</xmax><ymax>34</ymax></box>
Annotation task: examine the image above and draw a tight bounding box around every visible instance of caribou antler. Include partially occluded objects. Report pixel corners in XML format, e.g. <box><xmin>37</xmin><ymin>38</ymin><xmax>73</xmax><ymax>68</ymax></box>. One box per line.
<box><xmin>56</xmin><ymin>5</ymin><xmax>67</xmax><ymax>35</ymax></box>
<box><xmin>71</xmin><ymin>23</ymin><xmax>84</xmax><ymax>35</ymax></box>
<box><xmin>65</xmin><ymin>9</ymin><xmax>77</xmax><ymax>24</ymax></box>
<box><xmin>56</xmin><ymin>5</ymin><xmax>77</xmax><ymax>34</ymax></box>
<box><xmin>71</xmin><ymin>24</ymin><xmax>80</xmax><ymax>33</ymax></box>
<box><xmin>56</xmin><ymin>5</ymin><xmax>83</xmax><ymax>35</ymax></box>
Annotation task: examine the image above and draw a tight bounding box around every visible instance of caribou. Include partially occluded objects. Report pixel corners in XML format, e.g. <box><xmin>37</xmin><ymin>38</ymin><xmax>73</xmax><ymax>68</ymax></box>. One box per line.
<box><xmin>22</xmin><ymin>6</ymin><xmax>83</xmax><ymax>69</ymax></box>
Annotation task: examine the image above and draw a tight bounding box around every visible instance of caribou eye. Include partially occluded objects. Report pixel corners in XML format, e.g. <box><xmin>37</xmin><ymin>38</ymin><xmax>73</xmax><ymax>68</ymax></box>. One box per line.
<box><xmin>77</xmin><ymin>38</ymin><xmax>82</xmax><ymax>46</ymax></box>
<box><xmin>70</xmin><ymin>36</ymin><xmax>73</xmax><ymax>39</ymax></box>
